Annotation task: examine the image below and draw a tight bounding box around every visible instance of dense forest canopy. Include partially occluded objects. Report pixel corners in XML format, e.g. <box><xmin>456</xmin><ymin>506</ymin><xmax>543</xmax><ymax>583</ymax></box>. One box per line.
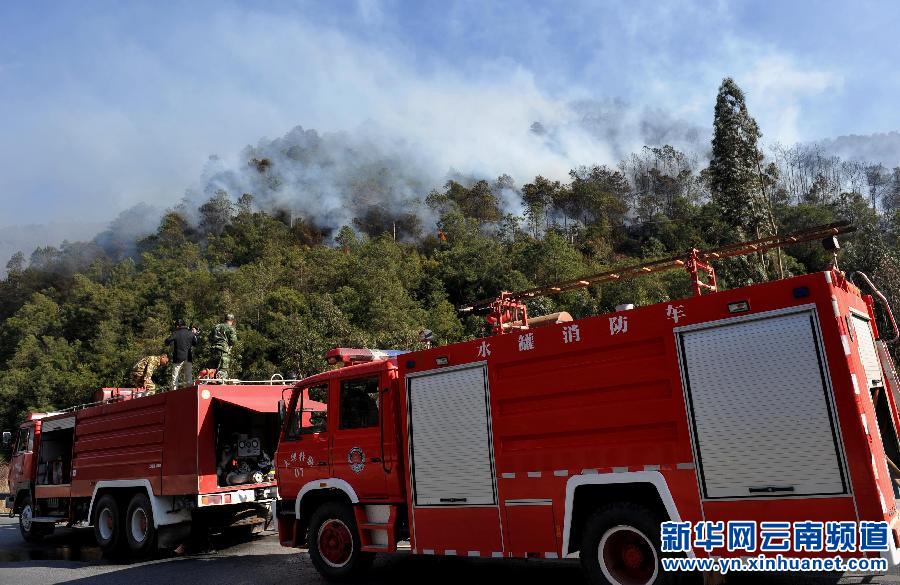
<box><xmin>2</xmin><ymin>78</ymin><xmax>900</xmax><ymax>431</ymax></box>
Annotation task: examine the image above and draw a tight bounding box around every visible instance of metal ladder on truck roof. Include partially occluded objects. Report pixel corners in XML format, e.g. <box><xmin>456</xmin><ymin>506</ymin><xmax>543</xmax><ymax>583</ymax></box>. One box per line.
<box><xmin>462</xmin><ymin>221</ymin><xmax>856</xmax><ymax>336</ymax></box>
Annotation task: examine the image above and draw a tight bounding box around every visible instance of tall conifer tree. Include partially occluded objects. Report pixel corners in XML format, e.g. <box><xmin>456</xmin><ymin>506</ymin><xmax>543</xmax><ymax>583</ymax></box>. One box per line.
<box><xmin>709</xmin><ymin>77</ymin><xmax>768</xmax><ymax>238</ymax></box>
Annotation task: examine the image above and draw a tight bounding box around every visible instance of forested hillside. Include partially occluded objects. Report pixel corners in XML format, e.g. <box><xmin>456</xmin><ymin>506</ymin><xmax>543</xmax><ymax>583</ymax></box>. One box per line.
<box><xmin>2</xmin><ymin>78</ymin><xmax>899</xmax><ymax>431</ymax></box>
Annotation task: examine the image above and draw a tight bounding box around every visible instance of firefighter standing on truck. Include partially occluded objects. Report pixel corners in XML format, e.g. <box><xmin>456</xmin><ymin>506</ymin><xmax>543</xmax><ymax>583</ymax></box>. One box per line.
<box><xmin>166</xmin><ymin>319</ymin><xmax>198</xmax><ymax>388</ymax></box>
<box><xmin>130</xmin><ymin>354</ymin><xmax>169</xmax><ymax>393</ymax></box>
<box><xmin>211</xmin><ymin>313</ymin><xmax>238</xmax><ymax>381</ymax></box>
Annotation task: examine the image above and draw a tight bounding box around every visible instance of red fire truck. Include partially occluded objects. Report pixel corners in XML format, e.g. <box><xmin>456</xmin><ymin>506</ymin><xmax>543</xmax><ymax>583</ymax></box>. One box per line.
<box><xmin>274</xmin><ymin>222</ymin><xmax>900</xmax><ymax>585</ymax></box>
<box><xmin>4</xmin><ymin>381</ymin><xmax>292</xmax><ymax>557</ymax></box>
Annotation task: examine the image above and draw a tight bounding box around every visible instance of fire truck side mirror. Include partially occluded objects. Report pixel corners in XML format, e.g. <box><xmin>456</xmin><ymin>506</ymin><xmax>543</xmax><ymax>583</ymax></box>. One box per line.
<box><xmin>1</xmin><ymin>431</ymin><xmax>10</xmax><ymax>448</ymax></box>
<box><xmin>277</xmin><ymin>400</ymin><xmax>286</xmax><ymax>425</ymax></box>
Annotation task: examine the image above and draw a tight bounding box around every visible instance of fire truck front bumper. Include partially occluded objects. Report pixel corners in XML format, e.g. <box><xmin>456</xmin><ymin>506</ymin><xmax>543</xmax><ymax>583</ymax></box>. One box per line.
<box><xmin>196</xmin><ymin>486</ymin><xmax>277</xmax><ymax>508</ymax></box>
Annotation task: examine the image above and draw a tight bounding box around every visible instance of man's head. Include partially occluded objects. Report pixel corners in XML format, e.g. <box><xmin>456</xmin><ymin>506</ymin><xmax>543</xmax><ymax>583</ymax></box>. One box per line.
<box><xmin>175</xmin><ymin>319</ymin><xmax>186</xmax><ymax>328</ymax></box>
<box><xmin>159</xmin><ymin>355</ymin><xmax>170</xmax><ymax>365</ymax></box>
<box><xmin>225</xmin><ymin>313</ymin><xmax>235</xmax><ymax>325</ymax></box>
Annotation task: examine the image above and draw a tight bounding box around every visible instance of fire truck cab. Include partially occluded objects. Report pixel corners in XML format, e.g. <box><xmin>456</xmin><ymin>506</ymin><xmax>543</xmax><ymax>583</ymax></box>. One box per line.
<box><xmin>275</xmin><ymin>350</ymin><xmax>407</xmax><ymax>576</ymax></box>
<box><xmin>276</xmin><ymin>268</ymin><xmax>900</xmax><ymax>585</ymax></box>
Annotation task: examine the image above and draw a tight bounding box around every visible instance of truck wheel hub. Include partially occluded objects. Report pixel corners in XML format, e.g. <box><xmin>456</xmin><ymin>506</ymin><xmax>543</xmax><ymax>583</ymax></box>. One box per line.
<box><xmin>317</xmin><ymin>519</ymin><xmax>353</xmax><ymax>567</ymax></box>
<box><xmin>131</xmin><ymin>508</ymin><xmax>149</xmax><ymax>543</ymax></box>
<box><xmin>21</xmin><ymin>505</ymin><xmax>33</xmax><ymax>531</ymax></box>
<box><xmin>623</xmin><ymin>544</ymin><xmax>644</xmax><ymax>568</ymax></box>
<box><xmin>98</xmin><ymin>508</ymin><xmax>114</xmax><ymax>540</ymax></box>
<box><xmin>599</xmin><ymin>526</ymin><xmax>658</xmax><ymax>585</ymax></box>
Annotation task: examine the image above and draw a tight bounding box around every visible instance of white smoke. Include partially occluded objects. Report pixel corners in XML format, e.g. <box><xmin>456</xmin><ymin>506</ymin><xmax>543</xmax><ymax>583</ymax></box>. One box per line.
<box><xmin>1</xmin><ymin>5</ymin><xmax>708</xmax><ymax>237</ymax></box>
<box><xmin>1</xmin><ymin>1</ymin><xmax>874</xmax><ymax>267</ymax></box>
<box><xmin>183</xmin><ymin>100</ymin><xmax>705</xmax><ymax>233</ymax></box>
<box><xmin>818</xmin><ymin>132</ymin><xmax>900</xmax><ymax>168</ymax></box>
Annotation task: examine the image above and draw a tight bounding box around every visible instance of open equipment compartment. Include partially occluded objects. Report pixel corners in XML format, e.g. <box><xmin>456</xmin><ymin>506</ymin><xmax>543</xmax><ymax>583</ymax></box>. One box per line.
<box><xmin>850</xmin><ymin>310</ymin><xmax>900</xmax><ymax>493</ymax></box>
<box><xmin>212</xmin><ymin>399</ymin><xmax>280</xmax><ymax>487</ymax></box>
<box><xmin>36</xmin><ymin>416</ymin><xmax>75</xmax><ymax>486</ymax></box>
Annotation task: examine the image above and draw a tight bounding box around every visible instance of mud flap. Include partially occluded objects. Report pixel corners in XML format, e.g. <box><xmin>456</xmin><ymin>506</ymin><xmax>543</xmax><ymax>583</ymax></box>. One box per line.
<box><xmin>276</xmin><ymin>499</ymin><xmax>300</xmax><ymax>546</ymax></box>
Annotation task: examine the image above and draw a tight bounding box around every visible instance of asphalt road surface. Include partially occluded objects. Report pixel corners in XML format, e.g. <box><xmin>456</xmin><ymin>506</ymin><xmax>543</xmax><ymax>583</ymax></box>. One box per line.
<box><xmin>1</xmin><ymin>516</ymin><xmax>900</xmax><ymax>585</ymax></box>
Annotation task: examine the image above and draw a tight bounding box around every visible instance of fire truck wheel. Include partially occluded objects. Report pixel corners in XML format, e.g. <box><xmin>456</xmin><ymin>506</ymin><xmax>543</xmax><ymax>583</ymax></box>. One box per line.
<box><xmin>18</xmin><ymin>494</ymin><xmax>51</xmax><ymax>543</ymax></box>
<box><xmin>580</xmin><ymin>502</ymin><xmax>676</xmax><ymax>585</ymax></box>
<box><xmin>125</xmin><ymin>492</ymin><xmax>158</xmax><ymax>556</ymax></box>
<box><xmin>308</xmin><ymin>502</ymin><xmax>374</xmax><ymax>581</ymax></box>
<box><xmin>93</xmin><ymin>494</ymin><xmax>125</xmax><ymax>555</ymax></box>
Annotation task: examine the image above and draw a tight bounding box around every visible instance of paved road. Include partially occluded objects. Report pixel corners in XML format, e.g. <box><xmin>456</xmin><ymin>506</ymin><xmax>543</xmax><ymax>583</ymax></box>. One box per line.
<box><xmin>1</xmin><ymin>516</ymin><xmax>899</xmax><ymax>585</ymax></box>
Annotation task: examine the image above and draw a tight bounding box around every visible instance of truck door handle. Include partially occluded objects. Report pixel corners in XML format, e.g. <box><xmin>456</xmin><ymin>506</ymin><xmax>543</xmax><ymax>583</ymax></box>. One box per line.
<box><xmin>748</xmin><ymin>486</ymin><xmax>795</xmax><ymax>494</ymax></box>
<box><xmin>316</xmin><ymin>461</ymin><xmax>328</xmax><ymax>466</ymax></box>
<box><xmin>371</xmin><ymin>457</ymin><xmax>382</xmax><ymax>463</ymax></box>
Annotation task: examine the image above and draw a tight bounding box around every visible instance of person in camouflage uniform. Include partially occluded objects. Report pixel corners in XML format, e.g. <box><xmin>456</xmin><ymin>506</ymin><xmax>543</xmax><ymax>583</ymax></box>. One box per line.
<box><xmin>130</xmin><ymin>354</ymin><xmax>169</xmax><ymax>393</ymax></box>
<box><xmin>211</xmin><ymin>314</ymin><xmax>238</xmax><ymax>381</ymax></box>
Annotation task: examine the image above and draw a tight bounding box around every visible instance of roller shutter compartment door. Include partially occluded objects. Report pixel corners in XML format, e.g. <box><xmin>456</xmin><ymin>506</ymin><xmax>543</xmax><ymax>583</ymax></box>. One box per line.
<box><xmin>408</xmin><ymin>365</ymin><xmax>497</xmax><ymax>506</ymax></box>
<box><xmin>852</xmin><ymin>314</ymin><xmax>884</xmax><ymax>390</ymax></box>
<box><xmin>679</xmin><ymin>310</ymin><xmax>846</xmax><ymax>499</ymax></box>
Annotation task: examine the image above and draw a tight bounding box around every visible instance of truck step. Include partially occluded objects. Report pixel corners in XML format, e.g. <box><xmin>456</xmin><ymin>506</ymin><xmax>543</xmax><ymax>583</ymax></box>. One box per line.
<box><xmin>354</xmin><ymin>505</ymin><xmax>399</xmax><ymax>552</ymax></box>
<box><xmin>30</xmin><ymin>516</ymin><xmax>62</xmax><ymax>524</ymax></box>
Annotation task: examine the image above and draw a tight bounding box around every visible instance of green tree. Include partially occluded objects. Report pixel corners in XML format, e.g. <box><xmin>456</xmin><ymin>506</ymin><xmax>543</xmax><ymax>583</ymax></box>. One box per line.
<box><xmin>709</xmin><ymin>77</ymin><xmax>780</xmax><ymax>282</ymax></box>
<box><xmin>521</xmin><ymin>176</ymin><xmax>559</xmax><ymax>236</ymax></box>
<box><xmin>6</xmin><ymin>252</ymin><xmax>25</xmax><ymax>279</ymax></box>
<box><xmin>199</xmin><ymin>190</ymin><xmax>235</xmax><ymax>236</ymax></box>
<box><xmin>427</xmin><ymin>180</ymin><xmax>502</xmax><ymax>224</ymax></box>
<box><xmin>709</xmin><ymin>78</ymin><xmax>768</xmax><ymax>238</ymax></box>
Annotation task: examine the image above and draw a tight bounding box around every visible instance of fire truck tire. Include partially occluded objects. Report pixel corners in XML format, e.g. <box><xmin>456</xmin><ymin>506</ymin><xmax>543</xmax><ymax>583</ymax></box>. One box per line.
<box><xmin>93</xmin><ymin>494</ymin><xmax>125</xmax><ymax>555</ymax></box>
<box><xmin>308</xmin><ymin>502</ymin><xmax>374</xmax><ymax>581</ymax></box>
<box><xmin>580</xmin><ymin>502</ymin><xmax>679</xmax><ymax>585</ymax></box>
<box><xmin>18</xmin><ymin>494</ymin><xmax>52</xmax><ymax>543</ymax></box>
<box><xmin>125</xmin><ymin>492</ymin><xmax>158</xmax><ymax>556</ymax></box>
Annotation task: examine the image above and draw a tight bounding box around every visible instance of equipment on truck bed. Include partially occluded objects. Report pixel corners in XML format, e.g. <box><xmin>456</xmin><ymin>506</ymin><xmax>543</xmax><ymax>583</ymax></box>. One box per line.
<box><xmin>218</xmin><ymin>434</ymin><xmax>276</xmax><ymax>485</ymax></box>
<box><xmin>275</xmin><ymin>222</ymin><xmax>900</xmax><ymax>585</ymax></box>
<box><xmin>461</xmin><ymin>221</ymin><xmax>857</xmax><ymax>335</ymax></box>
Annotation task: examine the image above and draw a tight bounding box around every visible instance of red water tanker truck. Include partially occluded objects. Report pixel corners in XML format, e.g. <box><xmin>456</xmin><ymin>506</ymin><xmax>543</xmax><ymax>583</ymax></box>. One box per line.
<box><xmin>274</xmin><ymin>223</ymin><xmax>900</xmax><ymax>585</ymax></box>
<box><xmin>4</xmin><ymin>382</ymin><xmax>291</xmax><ymax>556</ymax></box>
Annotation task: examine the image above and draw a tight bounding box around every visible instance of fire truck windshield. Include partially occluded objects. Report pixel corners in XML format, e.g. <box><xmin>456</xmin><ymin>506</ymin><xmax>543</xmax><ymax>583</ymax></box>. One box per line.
<box><xmin>285</xmin><ymin>385</ymin><xmax>328</xmax><ymax>440</ymax></box>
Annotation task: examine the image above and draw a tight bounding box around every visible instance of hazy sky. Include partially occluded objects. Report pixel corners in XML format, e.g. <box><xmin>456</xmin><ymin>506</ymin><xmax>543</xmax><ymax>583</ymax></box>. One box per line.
<box><xmin>1</xmin><ymin>0</ymin><xmax>898</xmax><ymax>227</ymax></box>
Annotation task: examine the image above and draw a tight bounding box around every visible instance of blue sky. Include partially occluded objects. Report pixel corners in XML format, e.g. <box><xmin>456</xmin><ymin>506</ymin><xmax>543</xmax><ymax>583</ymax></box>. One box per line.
<box><xmin>1</xmin><ymin>0</ymin><xmax>898</xmax><ymax>229</ymax></box>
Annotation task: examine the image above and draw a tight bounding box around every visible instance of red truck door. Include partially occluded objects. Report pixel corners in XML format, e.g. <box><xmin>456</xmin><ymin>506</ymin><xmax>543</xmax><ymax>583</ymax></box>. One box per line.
<box><xmin>279</xmin><ymin>384</ymin><xmax>331</xmax><ymax>486</ymax></box>
<box><xmin>9</xmin><ymin>424</ymin><xmax>36</xmax><ymax>495</ymax></box>
<box><xmin>331</xmin><ymin>373</ymin><xmax>390</xmax><ymax>498</ymax></box>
